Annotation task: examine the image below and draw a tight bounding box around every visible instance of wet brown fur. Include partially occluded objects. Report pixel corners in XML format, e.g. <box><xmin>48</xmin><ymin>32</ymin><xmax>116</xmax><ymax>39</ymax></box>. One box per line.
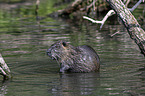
<box><xmin>47</xmin><ymin>41</ymin><xmax>100</xmax><ymax>73</ymax></box>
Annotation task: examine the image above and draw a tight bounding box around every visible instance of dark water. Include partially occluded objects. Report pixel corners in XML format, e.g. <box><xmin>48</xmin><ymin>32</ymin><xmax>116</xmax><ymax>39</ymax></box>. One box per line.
<box><xmin>0</xmin><ymin>0</ymin><xmax>145</xmax><ymax>96</ymax></box>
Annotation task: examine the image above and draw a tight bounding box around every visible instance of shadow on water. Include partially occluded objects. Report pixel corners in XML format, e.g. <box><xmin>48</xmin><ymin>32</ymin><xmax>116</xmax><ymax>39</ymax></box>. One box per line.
<box><xmin>48</xmin><ymin>72</ymin><xmax>100</xmax><ymax>96</ymax></box>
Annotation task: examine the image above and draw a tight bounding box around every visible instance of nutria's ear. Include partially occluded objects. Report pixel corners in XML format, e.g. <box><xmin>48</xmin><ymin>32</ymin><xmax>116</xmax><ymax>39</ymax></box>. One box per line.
<box><xmin>62</xmin><ymin>41</ymin><xmax>68</xmax><ymax>47</ymax></box>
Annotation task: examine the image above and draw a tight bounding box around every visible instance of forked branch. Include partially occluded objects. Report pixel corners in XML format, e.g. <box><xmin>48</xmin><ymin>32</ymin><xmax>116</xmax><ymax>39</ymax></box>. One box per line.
<box><xmin>83</xmin><ymin>0</ymin><xmax>144</xmax><ymax>29</ymax></box>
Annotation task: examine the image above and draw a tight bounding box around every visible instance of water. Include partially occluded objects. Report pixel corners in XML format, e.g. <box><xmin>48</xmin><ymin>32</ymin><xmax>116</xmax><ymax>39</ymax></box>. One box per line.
<box><xmin>0</xmin><ymin>0</ymin><xmax>145</xmax><ymax>96</ymax></box>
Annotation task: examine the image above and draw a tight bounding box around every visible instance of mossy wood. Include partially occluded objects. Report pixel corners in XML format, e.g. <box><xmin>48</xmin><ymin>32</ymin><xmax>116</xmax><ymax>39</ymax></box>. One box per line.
<box><xmin>106</xmin><ymin>0</ymin><xmax>145</xmax><ymax>56</ymax></box>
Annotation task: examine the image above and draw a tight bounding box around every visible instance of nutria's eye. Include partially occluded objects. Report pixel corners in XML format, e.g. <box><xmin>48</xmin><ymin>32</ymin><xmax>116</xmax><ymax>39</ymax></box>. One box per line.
<box><xmin>62</xmin><ymin>42</ymin><xmax>67</xmax><ymax>47</ymax></box>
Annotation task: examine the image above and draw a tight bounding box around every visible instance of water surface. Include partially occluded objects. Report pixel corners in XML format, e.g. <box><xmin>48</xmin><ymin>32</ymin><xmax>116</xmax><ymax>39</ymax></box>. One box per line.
<box><xmin>0</xmin><ymin>1</ymin><xmax>145</xmax><ymax>96</ymax></box>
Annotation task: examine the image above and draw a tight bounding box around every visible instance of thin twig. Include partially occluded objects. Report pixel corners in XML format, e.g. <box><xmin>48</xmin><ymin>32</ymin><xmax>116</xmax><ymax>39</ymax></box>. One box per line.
<box><xmin>35</xmin><ymin>0</ymin><xmax>40</xmax><ymax>20</ymax></box>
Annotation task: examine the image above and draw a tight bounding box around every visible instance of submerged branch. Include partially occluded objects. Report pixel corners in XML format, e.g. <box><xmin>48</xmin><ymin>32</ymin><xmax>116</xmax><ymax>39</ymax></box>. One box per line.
<box><xmin>110</xmin><ymin>31</ymin><xmax>120</xmax><ymax>37</ymax></box>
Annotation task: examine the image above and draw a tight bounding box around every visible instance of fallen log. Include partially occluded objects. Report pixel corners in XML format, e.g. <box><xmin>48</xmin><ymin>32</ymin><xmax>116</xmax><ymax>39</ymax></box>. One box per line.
<box><xmin>51</xmin><ymin>0</ymin><xmax>109</xmax><ymax>17</ymax></box>
<box><xmin>106</xmin><ymin>0</ymin><xmax>145</xmax><ymax>56</ymax></box>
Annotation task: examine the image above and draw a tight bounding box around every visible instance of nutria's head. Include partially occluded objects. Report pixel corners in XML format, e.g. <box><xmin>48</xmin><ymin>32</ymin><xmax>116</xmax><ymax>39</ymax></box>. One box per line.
<box><xmin>47</xmin><ymin>41</ymin><xmax>79</xmax><ymax>72</ymax></box>
<box><xmin>47</xmin><ymin>40</ymin><xmax>78</xmax><ymax>61</ymax></box>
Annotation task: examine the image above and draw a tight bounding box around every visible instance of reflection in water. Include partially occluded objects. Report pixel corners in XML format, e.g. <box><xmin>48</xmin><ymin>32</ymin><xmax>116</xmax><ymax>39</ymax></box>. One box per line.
<box><xmin>121</xmin><ymin>67</ymin><xmax>145</xmax><ymax>96</ymax></box>
<box><xmin>48</xmin><ymin>73</ymin><xmax>100</xmax><ymax>96</ymax></box>
<box><xmin>0</xmin><ymin>81</ymin><xmax>9</xmax><ymax>96</ymax></box>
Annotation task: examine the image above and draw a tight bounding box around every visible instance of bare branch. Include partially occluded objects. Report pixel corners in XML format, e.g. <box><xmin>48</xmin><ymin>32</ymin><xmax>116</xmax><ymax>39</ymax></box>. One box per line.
<box><xmin>83</xmin><ymin>10</ymin><xmax>115</xmax><ymax>29</ymax></box>
<box><xmin>83</xmin><ymin>0</ymin><xmax>144</xmax><ymax>29</ymax></box>
<box><xmin>128</xmin><ymin>0</ymin><xmax>143</xmax><ymax>12</ymax></box>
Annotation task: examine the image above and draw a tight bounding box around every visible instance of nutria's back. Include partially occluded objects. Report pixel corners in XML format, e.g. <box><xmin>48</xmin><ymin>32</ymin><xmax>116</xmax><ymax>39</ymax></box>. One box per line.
<box><xmin>47</xmin><ymin>41</ymin><xmax>100</xmax><ymax>73</ymax></box>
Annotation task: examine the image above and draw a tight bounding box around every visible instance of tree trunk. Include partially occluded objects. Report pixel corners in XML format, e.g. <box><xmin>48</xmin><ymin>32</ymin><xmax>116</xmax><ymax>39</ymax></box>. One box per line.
<box><xmin>106</xmin><ymin>0</ymin><xmax>145</xmax><ymax>56</ymax></box>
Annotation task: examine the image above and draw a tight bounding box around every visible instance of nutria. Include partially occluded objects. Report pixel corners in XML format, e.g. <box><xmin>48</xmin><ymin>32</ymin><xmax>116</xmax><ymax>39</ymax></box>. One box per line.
<box><xmin>46</xmin><ymin>40</ymin><xmax>100</xmax><ymax>73</ymax></box>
